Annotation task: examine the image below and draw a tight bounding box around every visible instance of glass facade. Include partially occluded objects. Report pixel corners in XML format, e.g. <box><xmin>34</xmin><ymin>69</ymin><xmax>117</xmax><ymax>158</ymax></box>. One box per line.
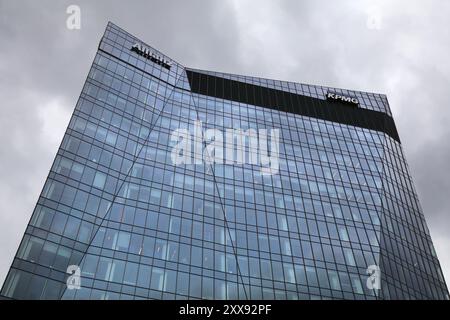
<box><xmin>1</xmin><ymin>22</ymin><xmax>448</xmax><ymax>300</ymax></box>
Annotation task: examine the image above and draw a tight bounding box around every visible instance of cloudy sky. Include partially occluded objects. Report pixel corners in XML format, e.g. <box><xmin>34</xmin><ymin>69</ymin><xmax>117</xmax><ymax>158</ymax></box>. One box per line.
<box><xmin>0</xmin><ymin>0</ymin><xmax>449</xmax><ymax>290</ymax></box>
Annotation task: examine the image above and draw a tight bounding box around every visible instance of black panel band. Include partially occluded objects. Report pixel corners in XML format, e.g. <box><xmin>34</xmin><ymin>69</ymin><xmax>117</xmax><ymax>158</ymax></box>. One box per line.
<box><xmin>186</xmin><ymin>70</ymin><xmax>400</xmax><ymax>143</ymax></box>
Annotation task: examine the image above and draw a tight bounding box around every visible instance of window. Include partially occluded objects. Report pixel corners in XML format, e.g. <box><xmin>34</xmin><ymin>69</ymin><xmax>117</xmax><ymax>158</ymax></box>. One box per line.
<box><xmin>81</xmin><ymin>254</ymin><xmax>98</xmax><ymax>277</ymax></box>
<box><xmin>150</xmin><ymin>189</ymin><xmax>161</xmax><ymax>205</ymax></box>
<box><xmin>343</xmin><ymin>248</ymin><xmax>356</xmax><ymax>266</ymax></box>
<box><xmin>215</xmin><ymin>252</ymin><xmax>225</xmax><ymax>272</ymax></box>
<box><xmin>164</xmin><ymin>270</ymin><xmax>177</xmax><ymax>292</ymax></box>
<box><xmin>93</xmin><ymin>172</ymin><xmax>106</xmax><ymax>189</ymax></box>
<box><xmin>202</xmin><ymin>277</ymin><xmax>214</xmax><ymax>299</ymax></box>
<box><xmin>189</xmin><ymin>274</ymin><xmax>201</xmax><ymax>297</ymax></box>
<box><xmin>110</xmin><ymin>259</ymin><xmax>125</xmax><ymax>283</ymax></box>
<box><xmin>116</xmin><ymin>231</ymin><xmax>130</xmax><ymax>251</ymax></box>
<box><xmin>260</xmin><ymin>259</ymin><xmax>272</xmax><ymax>280</ymax></box>
<box><xmin>150</xmin><ymin>267</ymin><xmax>164</xmax><ymax>290</ymax></box>
<box><xmin>123</xmin><ymin>262</ymin><xmax>138</xmax><ymax>285</ymax></box>
<box><xmin>179</xmin><ymin>244</ymin><xmax>190</xmax><ymax>264</ymax></box>
<box><xmin>154</xmin><ymin>239</ymin><xmax>167</xmax><ymax>260</ymax></box>
<box><xmin>137</xmin><ymin>264</ymin><xmax>151</xmax><ymax>288</ymax></box>
<box><xmin>129</xmin><ymin>234</ymin><xmax>143</xmax><ymax>255</ymax></box>
<box><xmin>338</xmin><ymin>225</ymin><xmax>349</xmax><ymax>241</ymax></box>
<box><xmin>142</xmin><ymin>236</ymin><xmax>155</xmax><ymax>257</ymax></box>
<box><xmin>191</xmin><ymin>246</ymin><xmax>202</xmax><ymax>267</ymax></box>
<box><xmin>317</xmin><ymin>268</ymin><xmax>330</xmax><ymax>288</ymax></box>
<box><xmin>177</xmin><ymin>272</ymin><xmax>189</xmax><ymax>296</ymax></box>
<box><xmin>305</xmin><ymin>266</ymin><xmax>318</xmax><ymax>287</ymax></box>
<box><xmin>350</xmin><ymin>274</ymin><xmax>364</xmax><ymax>294</ymax></box>
<box><xmin>169</xmin><ymin>216</ymin><xmax>180</xmax><ymax>234</ymax></box>
<box><xmin>97</xmin><ymin>257</ymin><xmax>112</xmax><ymax>281</ymax></box>
<box><xmin>166</xmin><ymin>242</ymin><xmax>178</xmax><ymax>261</ymax></box>
<box><xmin>280</xmin><ymin>238</ymin><xmax>292</xmax><ymax>256</ymax></box>
<box><xmin>277</xmin><ymin>215</ymin><xmax>288</xmax><ymax>231</ymax></box>
<box><xmin>50</xmin><ymin>212</ymin><xmax>68</xmax><ymax>235</ymax></box>
<box><xmin>328</xmin><ymin>270</ymin><xmax>341</xmax><ymax>290</ymax></box>
<box><xmin>292</xmin><ymin>265</ymin><xmax>306</xmax><ymax>286</ymax></box>
<box><xmin>272</xmin><ymin>261</ymin><xmax>284</xmax><ymax>282</ymax></box>
<box><xmin>31</xmin><ymin>206</ymin><xmax>54</xmax><ymax>229</ymax></box>
<box><xmin>157</xmin><ymin>214</ymin><xmax>169</xmax><ymax>233</ymax></box>
<box><xmin>77</xmin><ymin>221</ymin><xmax>92</xmax><ymax>243</ymax></box>
<box><xmin>181</xmin><ymin>219</ymin><xmax>191</xmax><ymax>237</ymax></box>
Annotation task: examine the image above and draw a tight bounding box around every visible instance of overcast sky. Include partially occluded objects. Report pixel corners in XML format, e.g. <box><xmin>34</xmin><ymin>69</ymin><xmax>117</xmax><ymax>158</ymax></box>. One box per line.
<box><xmin>0</xmin><ymin>0</ymin><xmax>449</xmax><ymax>291</ymax></box>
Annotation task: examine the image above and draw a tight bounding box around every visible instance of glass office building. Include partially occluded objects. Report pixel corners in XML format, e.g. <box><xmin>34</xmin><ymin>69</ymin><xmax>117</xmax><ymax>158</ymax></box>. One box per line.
<box><xmin>1</xmin><ymin>22</ymin><xmax>448</xmax><ymax>300</ymax></box>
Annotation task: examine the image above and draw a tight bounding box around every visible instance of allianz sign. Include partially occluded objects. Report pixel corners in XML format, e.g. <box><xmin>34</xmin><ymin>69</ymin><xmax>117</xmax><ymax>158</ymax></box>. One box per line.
<box><xmin>326</xmin><ymin>92</ymin><xmax>359</xmax><ymax>106</ymax></box>
<box><xmin>131</xmin><ymin>43</ymin><xmax>172</xmax><ymax>70</ymax></box>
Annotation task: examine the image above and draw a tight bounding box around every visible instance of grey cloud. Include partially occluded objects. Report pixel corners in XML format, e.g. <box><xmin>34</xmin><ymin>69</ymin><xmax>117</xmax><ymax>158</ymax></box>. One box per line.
<box><xmin>0</xmin><ymin>0</ymin><xmax>449</xmax><ymax>288</ymax></box>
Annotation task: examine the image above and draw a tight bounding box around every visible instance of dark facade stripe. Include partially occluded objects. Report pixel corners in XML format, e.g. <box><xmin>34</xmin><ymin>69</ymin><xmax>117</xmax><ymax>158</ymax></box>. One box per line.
<box><xmin>186</xmin><ymin>70</ymin><xmax>400</xmax><ymax>143</ymax></box>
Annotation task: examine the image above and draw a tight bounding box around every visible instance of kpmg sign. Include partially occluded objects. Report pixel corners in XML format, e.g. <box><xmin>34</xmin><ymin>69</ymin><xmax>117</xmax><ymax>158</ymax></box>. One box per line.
<box><xmin>131</xmin><ymin>43</ymin><xmax>172</xmax><ymax>70</ymax></box>
<box><xmin>326</xmin><ymin>92</ymin><xmax>359</xmax><ymax>106</ymax></box>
